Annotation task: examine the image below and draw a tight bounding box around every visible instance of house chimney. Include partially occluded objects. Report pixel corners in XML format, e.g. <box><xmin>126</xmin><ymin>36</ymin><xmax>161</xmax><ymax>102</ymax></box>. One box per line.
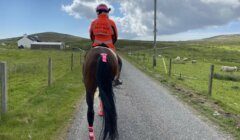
<box><xmin>23</xmin><ymin>34</ymin><xmax>28</xmax><ymax>38</ymax></box>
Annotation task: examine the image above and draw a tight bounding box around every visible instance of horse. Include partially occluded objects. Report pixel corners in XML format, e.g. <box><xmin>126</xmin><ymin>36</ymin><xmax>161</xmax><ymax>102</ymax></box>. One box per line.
<box><xmin>82</xmin><ymin>46</ymin><xmax>119</xmax><ymax>140</ymax></box>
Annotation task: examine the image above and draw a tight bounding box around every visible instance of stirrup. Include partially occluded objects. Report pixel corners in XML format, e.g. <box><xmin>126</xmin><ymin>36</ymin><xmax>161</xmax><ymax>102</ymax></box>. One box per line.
<box><xmin>88</xmin><ymin>126</ymin><xmax>96</xmax><ymax>140</ymax></box>
<box><xmin>113</xmin><ymin>79</ymin><xmax>123</xmax><ymax>86</ymax></box>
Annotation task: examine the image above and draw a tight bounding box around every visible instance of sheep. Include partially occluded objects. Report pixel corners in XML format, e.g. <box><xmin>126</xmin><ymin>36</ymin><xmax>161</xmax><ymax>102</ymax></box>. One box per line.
<box><xmin>175</xmin><ymin>56</ymin><xmax>181</xmax><ymax>61</ymax></box>
<box><xmin>182</xmin><ymin>57</ymin><xmax>188</xmax><ymax>61</ymax></box>
<box><xmin>221</xmin><ymin>66</ymin><xmax>238</xmax><ymax>72</ymax></box>
<box><xmin>192</xmin><ymin>60</ymin><xmax>197</xmax><ymax>64</ymax></box>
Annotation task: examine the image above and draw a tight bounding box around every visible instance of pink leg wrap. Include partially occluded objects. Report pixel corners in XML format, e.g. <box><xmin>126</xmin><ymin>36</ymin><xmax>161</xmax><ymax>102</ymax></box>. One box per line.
<box><xmin>88</xmin><ymin>126</ymin><xmax>95</xmax><ymax>140</ymax></box>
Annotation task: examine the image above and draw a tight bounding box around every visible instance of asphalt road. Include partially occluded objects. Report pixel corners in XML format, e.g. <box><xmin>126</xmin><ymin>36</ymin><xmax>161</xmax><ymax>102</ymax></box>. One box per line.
<box><xmin>67</xmin><ymin>59</ymin><xmax>232</xmax><ymax>140</ymax></box>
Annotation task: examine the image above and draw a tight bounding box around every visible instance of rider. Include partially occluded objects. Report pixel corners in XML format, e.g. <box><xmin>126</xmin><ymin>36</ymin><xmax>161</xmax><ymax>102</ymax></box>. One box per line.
<box><xmin>89</xmin><ymin>3</ymin><xmax>122</xmax><ymax>85</ymax></box>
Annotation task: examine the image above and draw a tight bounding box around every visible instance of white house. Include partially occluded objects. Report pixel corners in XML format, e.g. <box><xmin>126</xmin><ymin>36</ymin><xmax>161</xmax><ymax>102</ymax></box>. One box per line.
<box><xmin>17</xmin><ymin>34</ymin><xmax>40</xmax><ymax>48</ymax></box>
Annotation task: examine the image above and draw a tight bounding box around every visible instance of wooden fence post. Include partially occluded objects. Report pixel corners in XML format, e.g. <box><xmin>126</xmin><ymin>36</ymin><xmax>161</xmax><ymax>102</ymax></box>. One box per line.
<box><xmin>0</xmin><ymin>62</ymin><xmax>7</xmax><ymax>114</ymax></box>
<box><xmin>208</xmin><ymin>65</ymin><xmax>214</xmax><ymax>96</ymax></box>
<box><xmin>153</xmin><ymin>56</ymin><xmax>156</xmax><ymax>68</ymax></box>
<box><xmin>169</xmin><ymin>58</ymin><xmax>172</xmax><ymax>77</ymax></box>
<box><xmin>71</xmin><ymin>53</ymin><xmax>74</xmax><ymax>71</ymax></box>
<box><xmin>48</xmin><ymin>58</ymin><xmax>52</xmax><ymax>87</ymax></box>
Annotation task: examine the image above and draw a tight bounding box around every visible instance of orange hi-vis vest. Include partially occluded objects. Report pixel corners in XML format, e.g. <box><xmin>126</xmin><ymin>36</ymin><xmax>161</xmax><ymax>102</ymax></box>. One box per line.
<box><xmin>90</xmin><ymin>14</ymin><xmax>118</xmax><ymax>51</ymax></box>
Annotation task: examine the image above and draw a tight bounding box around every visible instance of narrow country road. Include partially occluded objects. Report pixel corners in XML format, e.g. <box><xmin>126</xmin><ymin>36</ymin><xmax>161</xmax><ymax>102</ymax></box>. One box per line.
<box><xmin>67</xmin><ymin>59</ymin><xmax>232</xmax><ymax>140</ymax></box>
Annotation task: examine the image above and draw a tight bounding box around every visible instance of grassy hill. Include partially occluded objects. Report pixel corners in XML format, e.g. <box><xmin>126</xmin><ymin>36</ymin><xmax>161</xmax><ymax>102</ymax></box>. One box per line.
<box><xmin>204</xmin><ymin>34</ymin><xmax>240</xmax><ymax>42</ymax></box>
<box><xmin>0</xmin><ymin>32</ymin><xmax>92</xmax><ymax>50</ymax></box>
<box><xmin>197</xmin><ymin>34</ymin><xmax>240</xmax><ymax>45</ymax></box>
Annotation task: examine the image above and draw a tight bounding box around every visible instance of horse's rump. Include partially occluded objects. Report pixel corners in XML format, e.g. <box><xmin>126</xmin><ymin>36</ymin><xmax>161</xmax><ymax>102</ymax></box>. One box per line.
<box><xmin>83</xmin><ymin>47</ymin><xmax>118</xmax><ymax>92</ymax></box>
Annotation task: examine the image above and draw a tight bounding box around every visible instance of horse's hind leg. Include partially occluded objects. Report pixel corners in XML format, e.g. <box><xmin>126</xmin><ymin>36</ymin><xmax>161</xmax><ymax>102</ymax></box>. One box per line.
<box><xmin>86</xmin><ymin>91</ymin><xmax>96</xmax><ymax>140</ymax></box>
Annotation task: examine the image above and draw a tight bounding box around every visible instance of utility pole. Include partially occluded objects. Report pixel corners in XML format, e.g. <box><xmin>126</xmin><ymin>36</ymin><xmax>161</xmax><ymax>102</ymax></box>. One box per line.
<box><xmin>153</xmin><ymin>0</ymin><xmax>157</xmax><ymax>67</ymax></box>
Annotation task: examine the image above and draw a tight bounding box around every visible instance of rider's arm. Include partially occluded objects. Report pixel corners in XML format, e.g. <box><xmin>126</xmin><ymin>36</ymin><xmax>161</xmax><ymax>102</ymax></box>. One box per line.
<box><xmin>110</xmin><ymin>20</ymin><xmax>118</xmax><ymax>44</ymax></box>
<box><xmin>89</xmin><ymin>22</ymin><xmax>95</xmax><ymax>42</ymax></box>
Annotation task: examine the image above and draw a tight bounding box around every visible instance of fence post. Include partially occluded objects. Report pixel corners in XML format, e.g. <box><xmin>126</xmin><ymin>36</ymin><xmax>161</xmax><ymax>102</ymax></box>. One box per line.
<box><xmin>0</xmin><ymin>62</ymin><xmax>7</xmax><ymax>114</ymax></box>
<box><xmin>153</xmin><ymin>56</ymin><xmax>156</xmax><ymax>68</ymax></box>
<box><xmin>48</xmin><ymin>58</ymin><xmax>52</xmax><ymax>87</ymax></box>
<box><xmin>71</xmin><ymin>53</ymin><xmax>74</xmax><ymax>71</ymax></box>
<box><xmin>168</xmin><ymin>58</ymin><xmax>172</xmax><ymax>77</ymax></box>
<box><xmin>162</xmin><ymin>57</ymin><xmax>167</xmax><ymax>74</ymax></box>
<box><xmin>208</xmin><ymin>65</ymin><xmax>214</xmax><ymax>96</ymax></box>
<box><xmin>80</xmin><ymin>53</ymin><xmax>82</xmax><ymax>65</ymax></box>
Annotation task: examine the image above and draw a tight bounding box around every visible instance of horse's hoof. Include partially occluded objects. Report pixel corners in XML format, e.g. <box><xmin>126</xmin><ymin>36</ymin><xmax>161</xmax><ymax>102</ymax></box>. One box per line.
<box><xmin>89</xmin><ymin>127</ymin><xmax>95</xmax><ymax>140</ymax></box>
<box><xmin>89</xmin><ymin>132</ymin><xmax>95</xmax><ymax>140</ymax></box>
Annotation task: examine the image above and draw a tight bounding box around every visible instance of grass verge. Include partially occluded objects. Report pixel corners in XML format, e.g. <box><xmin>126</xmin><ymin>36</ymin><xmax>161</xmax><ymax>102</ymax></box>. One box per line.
<box><xmin>0</xmin><ymin>67</ymin><xmax>84</xmax><ymax>140</ymax></box>
<box><xmin>0</xmin><ymin>49</ymin><xmax>85</xmax><ymax>140</ymax></box>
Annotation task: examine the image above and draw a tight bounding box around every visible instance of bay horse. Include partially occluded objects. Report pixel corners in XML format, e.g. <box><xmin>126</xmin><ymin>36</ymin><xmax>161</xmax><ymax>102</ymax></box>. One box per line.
<box><xmin>82</xmin><ymin>46</ymin><xmax>119</xmax><ymax>140</ymax></box>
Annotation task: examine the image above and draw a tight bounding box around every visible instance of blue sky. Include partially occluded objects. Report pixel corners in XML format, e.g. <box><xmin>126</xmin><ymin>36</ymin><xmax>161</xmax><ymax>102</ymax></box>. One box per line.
<box><xmin>1</xmin><ymin>0</ymin><xmax>240</xmax><ymax>41</ymax></box>
<box><xmin>0</xmin><ymin>0</ymin><xmax>91</xmax><ymax>39</ymax></box>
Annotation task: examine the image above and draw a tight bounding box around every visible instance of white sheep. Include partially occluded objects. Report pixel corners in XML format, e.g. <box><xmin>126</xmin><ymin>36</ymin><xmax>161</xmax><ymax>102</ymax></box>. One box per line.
<box><xmin>221</xmin><ymin>66</ymin><xmax>238</xmax><ymax>72</ymax></box>
<box><xmin>192</xmin><ymin>60</ymin><xmax>197</xmax><ymax>64</ymax></box>
<box><xmin>182</xmin><ymin>57</ymin><xmax>188</xmax><ymax>61</ymax></box>
<box><xmin>175</xmin><ymin>56</ymin><xmax>181</xmax><ymax>61</ymax></box>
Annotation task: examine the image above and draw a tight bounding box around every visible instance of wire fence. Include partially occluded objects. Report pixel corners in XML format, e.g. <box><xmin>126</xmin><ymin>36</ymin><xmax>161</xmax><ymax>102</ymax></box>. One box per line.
<box><xmin>0</xmin><ymin>50</ymin><xmax>84</xmax><ymax>116</ymax></box>
<box><xmin>126</xmin><ymin>50</ymin><xmax>240</xmax><ymax>112</ymax></box>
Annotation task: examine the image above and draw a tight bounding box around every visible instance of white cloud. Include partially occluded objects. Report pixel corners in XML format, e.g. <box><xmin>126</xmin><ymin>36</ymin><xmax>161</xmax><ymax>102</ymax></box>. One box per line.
<box><xmin>201</xmin><ymin>0</ymin><xmax>240</xmax><ymax>8</ymax></box>
<box><xmin>62</xmin><ymin>0</ymin><xmax>240</xmax><ymax>39</ymax></box>
<box><xmin>62</xmin><ymin>0</ymin><xmax>114</xmax><ymax>19</ymax></box>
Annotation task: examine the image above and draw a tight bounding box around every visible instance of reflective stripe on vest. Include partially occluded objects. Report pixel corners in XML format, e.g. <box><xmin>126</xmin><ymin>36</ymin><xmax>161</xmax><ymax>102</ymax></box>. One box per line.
<box><xmin>94</xmin><ymin>39</ymin><xmax>112</xmax><ymax>44</ymax></box>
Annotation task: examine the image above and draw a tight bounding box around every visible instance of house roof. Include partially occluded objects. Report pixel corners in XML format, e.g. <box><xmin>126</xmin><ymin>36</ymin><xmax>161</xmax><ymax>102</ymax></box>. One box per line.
<box><xmin>27</xmin><ymin>36</ymin><xmax>41</xmax><ymax>42</ymax></box>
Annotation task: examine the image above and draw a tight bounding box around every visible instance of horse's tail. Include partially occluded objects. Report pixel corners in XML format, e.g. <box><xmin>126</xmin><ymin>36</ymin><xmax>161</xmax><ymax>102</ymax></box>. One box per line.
<box><xmin>96</xmin><ymin>54</ymin><xmax>118</xmax><ymax>140</ymax></box>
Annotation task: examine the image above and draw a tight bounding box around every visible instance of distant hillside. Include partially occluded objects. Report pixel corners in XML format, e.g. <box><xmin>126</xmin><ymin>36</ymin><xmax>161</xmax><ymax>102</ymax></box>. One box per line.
<box><xmin>0</xmin><ymin>32</ymin><xmax>92</xmax><ymax>49</ymax></box>
<box><xmin>1</xmin><ymin>32</ymin><xmax>240</xmax><ymax>50</ymax></box>
<box><xmin>32</xmin><ymin>32</ymin><xmax>88</xmax><ymax>42</ymax></box>
<box><xmin>202</xmin><ymin>34</ymin><xmax>240</xmax><ymax>44</ymax></box>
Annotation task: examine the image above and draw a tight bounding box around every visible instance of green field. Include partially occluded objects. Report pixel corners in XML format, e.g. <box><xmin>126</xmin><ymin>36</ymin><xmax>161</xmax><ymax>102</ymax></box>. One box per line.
<box><xmin>121</xmin><ymin>42</ymin><xmax>240</xmax><ymax>138</ymax></box>
<box><xmin>0</xmin><ymin>48</ymin><xmax>85</xmax><ymax>140</ymax></box>
<box><xmin>1</xmin><ymin>32</ymin><xmax>240</xmax><ymax>139</ymax></box>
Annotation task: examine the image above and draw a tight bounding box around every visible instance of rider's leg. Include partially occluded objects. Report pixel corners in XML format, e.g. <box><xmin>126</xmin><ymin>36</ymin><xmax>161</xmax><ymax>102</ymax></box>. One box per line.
<box><xmin>117</xmin><ymin>54</ymin><xmax>122</xmax><ymax>74</ymax></box>
<box><xmin>113</xmin><ymin>54</ymin><xmax>123</xmax><ymax>86</ymax></box>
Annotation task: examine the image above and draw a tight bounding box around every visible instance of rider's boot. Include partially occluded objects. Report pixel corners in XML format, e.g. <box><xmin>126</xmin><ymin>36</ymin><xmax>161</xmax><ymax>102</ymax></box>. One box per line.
<box><xmin>113</xmin><ymin>79</ymin><xmax>123</xmax><ymax>86</ymax></box>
